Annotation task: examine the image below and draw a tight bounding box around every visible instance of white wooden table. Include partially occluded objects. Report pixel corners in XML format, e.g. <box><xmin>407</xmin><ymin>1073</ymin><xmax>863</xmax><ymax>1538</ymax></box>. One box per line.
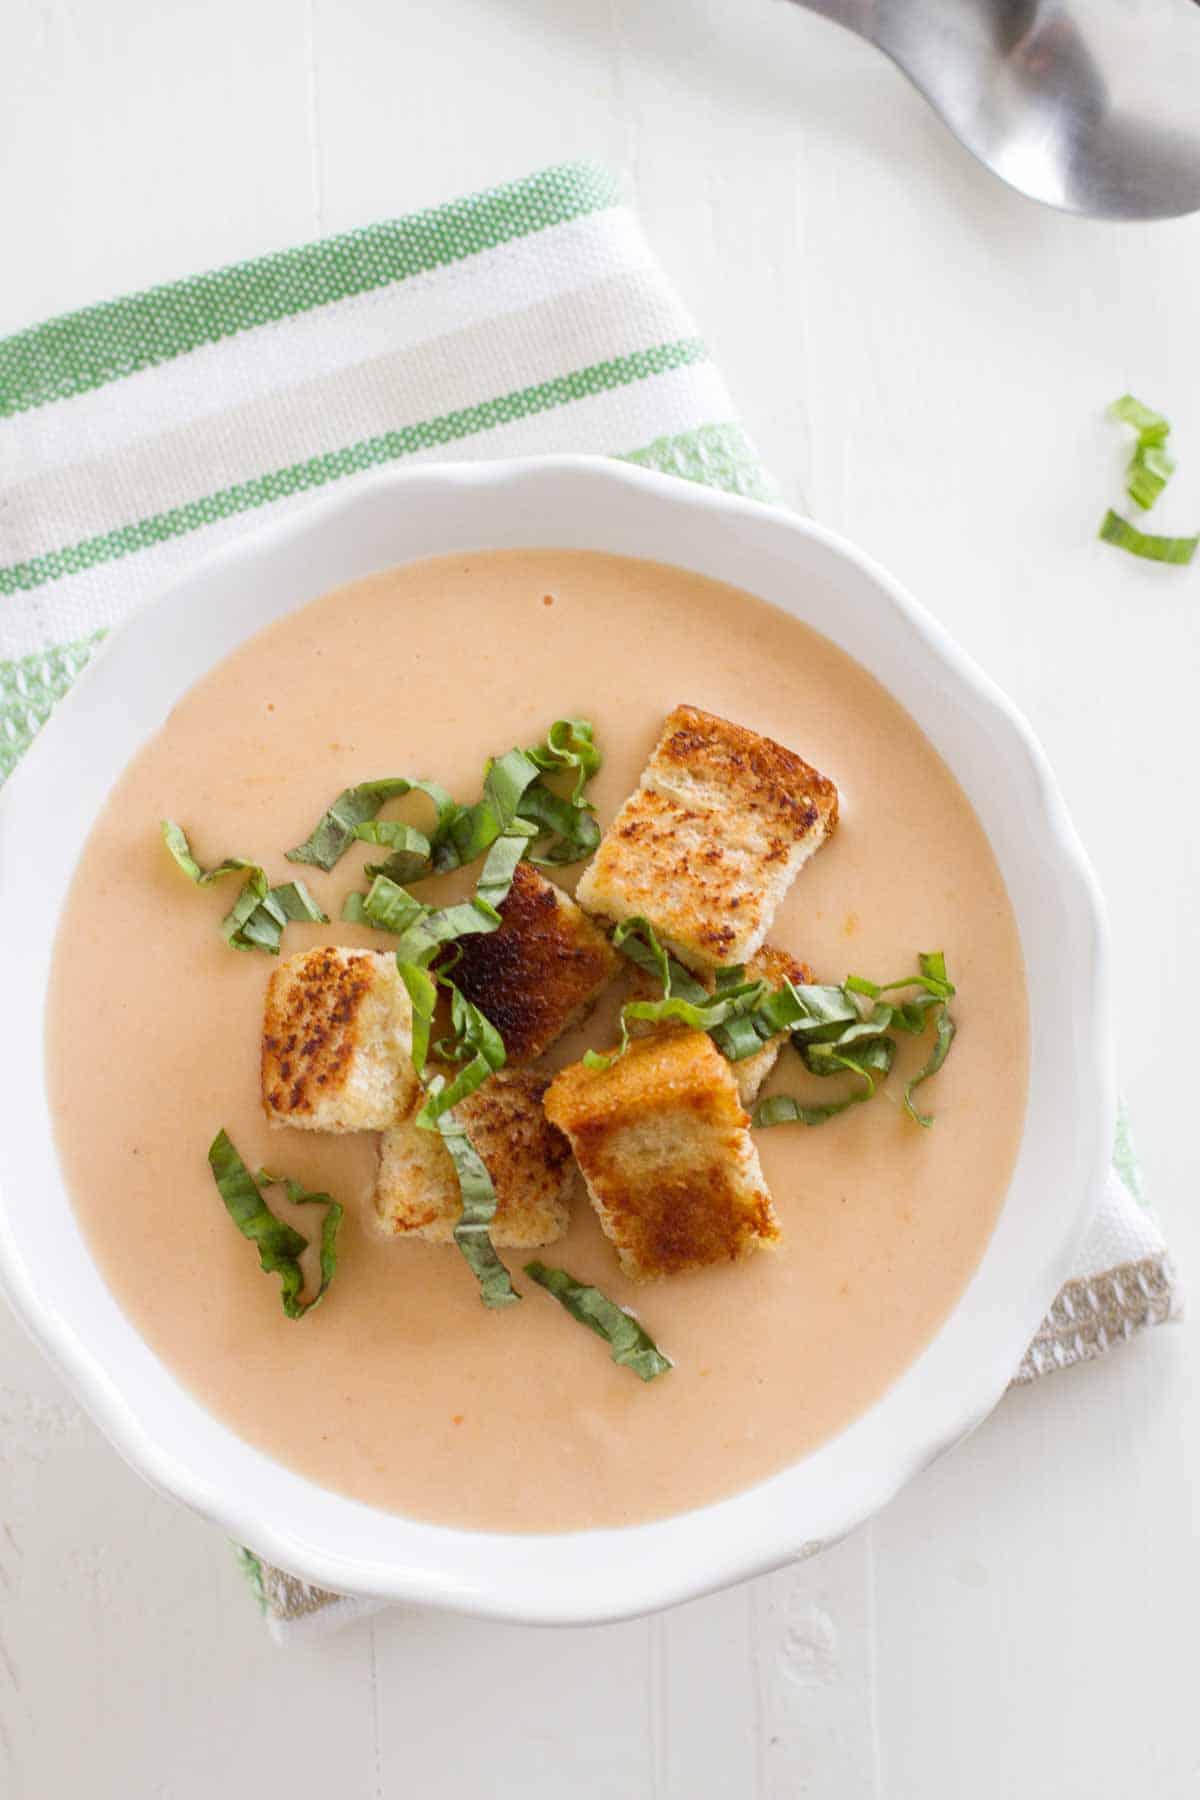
<box><xmin>3</xmin><ymin>2</ymin><xmax>1198</xmax><ymax>1793</ymax></box>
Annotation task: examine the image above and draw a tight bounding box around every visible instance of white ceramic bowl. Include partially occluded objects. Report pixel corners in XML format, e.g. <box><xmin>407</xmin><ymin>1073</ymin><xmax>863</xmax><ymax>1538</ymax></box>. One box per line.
<box><xmin>0</xmin><ymin>457</ymin><xmax>1114</xmax><ymax>1625</ymax></box>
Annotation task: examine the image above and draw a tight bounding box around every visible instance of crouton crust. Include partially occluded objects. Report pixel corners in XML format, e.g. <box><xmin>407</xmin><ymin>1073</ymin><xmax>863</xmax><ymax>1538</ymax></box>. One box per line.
<box><xmin>544</xmin><ymin>1033</ymin><xmax>779</xmax><ymax>1281</ymax></box>
<box><xmin>375</xmin><ymin>1069</ymin><xmax>574</xmax><ymax>1245</ymax></box>
<box><xmin>445</xmin><ymin>861</ymin><xmax>619</xmax><ymax>1062</ymax></box>
<box><xmin>262</xmin><ymin>946</ymin><xmax>416</xmax><ymax>1131</ymax></box>
<box><xmin>625</xmin><ymin>941</ymin><xmax>813</xmax><ymax>1106</ymax></box>
<box><xmin>652</xmin><ymin>703</ymin><xmax>838</xmax><ymax>840</ymax></box>
<box><xmin>576</xmin><ymin>704</ymin><xmax>838</xmax><ymax>969</ymax></box>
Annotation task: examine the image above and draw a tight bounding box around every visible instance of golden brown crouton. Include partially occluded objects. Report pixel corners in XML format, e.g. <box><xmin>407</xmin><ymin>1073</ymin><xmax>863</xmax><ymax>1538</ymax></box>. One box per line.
<box><xmin>543</xmin><ymin>1032</ymin><xmax>779</xmax><ymax>1281</ymax></box>
<box><xmin>262</xmin><ymin>946</ymin><xmax>417</xmax><ymax>1131</ymax></box>
<box><xmin>375</xmin><ymin>1070</ymin><xmax>574</xmax><ymax>1245</ymax></box>
<box><xmin>576</xmin><ymin>704</ymin><xmax>838</xmax><ymax>970</ymax></box>
<box><xmin>444</xmin><ymin>861</ymin><xmax>619</xmax><ymax>1063</ymax></box>
<box><xmin>626</xmin><ymin>941</ymin><xmax>813</xmax><ymax>1106</ymax></box>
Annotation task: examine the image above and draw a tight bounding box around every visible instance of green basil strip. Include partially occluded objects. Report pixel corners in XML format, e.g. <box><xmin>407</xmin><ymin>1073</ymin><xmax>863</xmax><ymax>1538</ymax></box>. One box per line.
<box><xmin>1099</xmin><ymin>508</ymin><xmax>1198</xmax><ymax>566</ymax></box>
<box><xmin>356</xmin><ymin>819</ymin><xmax>434</xmax><ymax>884</ymax></box>
<box><xmin>474</xmin><ymin>818</ymin><xmax>538</xmax><ymax>913</ymax></box>
<box><xmin>904</xmin><ymin>1007</ymin><xmax>957</xmax><ymax>1128</ymax></box>
<box><xmin>346</xmin><ymin>875</ymin><xmax>502</xmax><ymax>969</ymax></box>
<box><xmin>430</xmin><ymin>979</ymin><xmax>508</xmax><ymax>1079</ymax></box>
<box><xmin>207</xmin><ymin>1129</ymin><xmax>342</xmax><ymax>1318</ymax></box>
<box><xmin>518</xmin><ymin>781</ymin><xmax>602</xmax><ymax>866</ymax></box>
<box><xmin>525</xmin><ymin>717</ymin><xmax>603</xmax><ymax>805</ymax></box>
<box><xmin>162</xmin><ymin>822</ymin><xmax>327</xmax><ymax>954</ymax></box>
<box><xmin>753</xmin><ymin>1091</ymin><xmax>867</xmax><ymax>1129</ymax></box>
<box><xmin>318</xmin><ymin>720</ymin><xmax>602</xmax><ymax>887</ymax></box>
<box><xmin>1128</xmin><ymin>441</ymin><xmax>1176</xmax><ymax>512</ymax></box>
<box><xmin>666</xmin><ymin>958</ymin><xmax>716</xmax><ymax>1008</ymax></box>
<box><xmin>613</xmin><ymin>914</ymin><xmax>672</xmax><ymax>990</ymax></box>
<box><xmin>415</xmin><ymin>1078</ymin><xmax>518</xmax><ymax>1309</ymax></box>
<box><xmin>846</xmin><ymin>957</ymin><xmax>954</xmax><ymax>1003</ymax></box>
<box><xmin>712</xmin><ymin>979</ymin><xmax>845</xmax><ymax>1062</ymax></box>
<box><xmin>218</xmin><ymin>865</ymin><xmax>271</xmax><ymax>949</ymax></box>
<box><xmin>754</xmin><ymin>1036</ymin><xmax>895</xmax><ymax>1127</ymax></box>
<box><xmin>757</xmin><ymin>953</ymin><xmax>956</xmax><ymax>1129</ymax></box>
<box><xmin>589</xmin><ymin>918</ymin><xmax>766</xmax><ymax>1071</ymax></box>
<box><xmin>232</xmin><ymin>878</ymin><xmax>327</xmax><ymax>954</ymax></box>
<box><xmin>269</xmin><ymin>881</ymin><xmax>328</xmax><ymax>924</ymax></box>
<box><xmin>1109</xmin><ymin>394</ymin><xmax>1170</xmax><ymax>445</ymax></box>
<box><xmin>161</xmin><ymin>820</ymin><xmax>260</xmax><ymax>888</ymax></box>
<box><xmin>397</xmin><ymin>961</ymin><xmax>438</xmax><ymax>1078</ymax></box>
<box><xmin>800</xmin><ymin>1036</ymin><xmax>895</xmax><ymax>1086</ymax></box>
<box><xmin>524</xmin><ymin>1262</ymin><xmax>672</xmax><ymax>1382</ymax></box>
<box><xmin>392</xmin><ymin>897</ymin><xmax>501</xmax><ymax>967</ymax></box>
<box><xmin>447</xmin><ymin>983</ymin><xmax>507</xmax><ymax>1070</ymax></box>
<box><xmin>255</xmin><ymin>1167</ymin><xmax>343</xmax><ymax>1312</ymax></box>
<box><xmin>417</xmin><ymin>985</ymin><xmax>506</xmax><ymax>1124</ymax></box>
<box><xmin>287</xmin><ymin>777</ymin><xmax>458</xmax><ymax>872</ymax></box>
<box><xmin>710</xmin><ymin>1011</ymin><xmax>774</xmax><ymax>1062</ymax></box>
<box><xmin>435</xmin><ymin>748</ymin><xmax>541</xmax><ymax>872</ymax></box>
<box><xmin>357</xmin><ymin>874</ymin><xmax>430</xmax><ymax>938</ymax></box>
<box><xmin>1101</xmin><ymin>393</ymin><xmax>1191</xmax><ymax>548</ymax></box>
<box><xmin>416</xmin><ymin>1052</ymin><xmax>494</xmax><ymax>1123</ymax></box>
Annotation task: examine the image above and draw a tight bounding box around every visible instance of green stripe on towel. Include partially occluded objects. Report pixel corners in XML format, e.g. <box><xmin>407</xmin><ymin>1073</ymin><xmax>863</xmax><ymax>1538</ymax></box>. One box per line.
<box><xmin>0</xmin><ymin>338</ymin><xmax>708</xmax><ymax>596</ymax></box>
<box><xmin>0</xmin><ymin>162</ymin><xmax>620</xmax><ymax>420</ymax></box>
<box><xmin>0</xmin><ymin>631</ymin><xmax>106</xmax><ymax>780</ymax></box>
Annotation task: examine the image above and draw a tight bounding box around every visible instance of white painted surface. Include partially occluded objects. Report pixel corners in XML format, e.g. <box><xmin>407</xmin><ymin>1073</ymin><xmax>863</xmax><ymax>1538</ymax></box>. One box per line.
<box><xmin>0</xmin><ymin>0</ymin><xmax>1196</xmax><ymax>1792</ymax></box>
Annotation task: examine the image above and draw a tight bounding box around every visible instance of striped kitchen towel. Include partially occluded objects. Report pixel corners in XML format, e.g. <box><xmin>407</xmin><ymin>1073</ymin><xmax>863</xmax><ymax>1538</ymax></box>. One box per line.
<box><xmin>0</xmin><ymin>160</ymin><xmax>1179</xmax><ymax>1642</ymax></box>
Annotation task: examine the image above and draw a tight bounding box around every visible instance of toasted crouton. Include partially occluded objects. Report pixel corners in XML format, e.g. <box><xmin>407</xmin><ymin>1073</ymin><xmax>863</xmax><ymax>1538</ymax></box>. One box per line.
<box><xmin>576</xmin><ymin>704</ymin><xmax>838</xmax><ymax>970</ymax></box>
<box><xmin>375</xmin><ymin>1070</ymin><xmax>574</xmax><ymax>1245</ymax></box>
<box><xmin>445</xmin><ymin>861</ymin><xmax>620</xmax><ymax>1062</ymax></box>
<box><xmin>626</xmin><ymin>941</ymin><xmax>813</xmax><ymax>1106</ymax></box>
<box><xmin>543</xmin><ymin>1032</ymin><xmax>779</xmax><ymax>1281</ymax></box>
<box><xmin>262</xmin><ymin>946</ymin><xmax>418</xmax><ymax>1131</ymax></box>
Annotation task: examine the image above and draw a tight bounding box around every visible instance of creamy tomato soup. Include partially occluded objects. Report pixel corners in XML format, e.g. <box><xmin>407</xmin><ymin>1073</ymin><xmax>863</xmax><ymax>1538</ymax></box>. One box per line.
<box><xmin>45</xmin><ymin>551</ymin><xmax>1028</xmax><ymax>1533</ymax></box>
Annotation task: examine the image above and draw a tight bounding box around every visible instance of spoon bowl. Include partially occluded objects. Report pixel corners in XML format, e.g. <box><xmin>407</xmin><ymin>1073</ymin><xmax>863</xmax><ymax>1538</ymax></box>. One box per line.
<box><xmin>787</xmin><ymin>0</ymin><xmax>1200</xmax><ymax>220</ymax></box>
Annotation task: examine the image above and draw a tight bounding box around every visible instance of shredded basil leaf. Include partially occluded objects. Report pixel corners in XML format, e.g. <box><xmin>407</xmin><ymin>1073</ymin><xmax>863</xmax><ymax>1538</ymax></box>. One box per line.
<box><xmin>392</xmin><ymin>898</ymin><xmax>500</xmax><ymax>967</ymax></box>
<box><xmin>418</xmin><ymin>980</ymin><xmax>506</xmax><ymax>1125</ymax></box>
<box><xmin>161</xmin><ymin>821</ymin><xmax>327</xmax><ymax>954</ymax></box>
<box><xmin>525</xmin><ymin>1262</ymin><xmax>672</xmax><ymax>1381</ymax></box>
<box><xmin>904</xmin><ymin>1005</ymin><xmax>957</xmax><ymax>1128</ymax></box>
<box><xmin>753</xmin><ymin>1090</ymin><xmax>869</xmax><ymax>1128</ymax></box>
<box><xmin>397</xmin><ymin>961</ymin><xmax>438</xmax><ymax>1078</ymax></box>
<box><xmin>400</xmin><ymin>966</ymin><xmax>515</xmax><ymax>1306</ymax></box>
<box><xmin>800</xmin><ymin>1034</ymin><xmax>895</xmax><ymax>1084</ymax></box>
<box><xmin>474</xmin><ymin>818</ymin><xmax>538</xmax><ymax>912</ymax></box>
<box><xmin>525</xmin><ymin>717</ymin><xmax>602</xmax><ymax>803</ymax></box>
<box><xmin>1108</xmin><ymin>394</ymin><xmax>1170</xmax><ymax>447</ymax></box>
<box><xmin>161</xmin><ymin>820</ymin><xmax>258</xmax><ymax>887</ymax></box>
<box><xmin>327</xmin><ymin>720</ymin><xmax>602</xmax><ymax>903</ymax></box>
<box><xmin>1127</xmin><ymin>441</ymin><xmax>1176</xmax><ymax>512</ymax></box>
<box><xmin>348</xmin><ymin>874</ymin><xmax>503</xmax><ymax>967</ymax></box>
<box><xmin>345</xmin><ymin>805</ymin><xmax>537</xmax><ymax>959</ymax></box>
<box><xmin>433</xmin><ymin>748</ymin><xmax>541</xmax><ymax>873</ymax></box>
<box><xmin>416</xmin><ymin>1076</ymin><xmax>519</xmax><ymax>1309</ymax></box>
<box><xmin>756</xmin><ymin>952</ymin><xmax>957</xmax><ymax>1129</ymax></box>
<box><xmin>517</xmin><ymin>781</ymin><xmax>602</xmax><ymax>866</ymax></box>
<box><xmin>517</xmin><ymin>720</ymin><xmax>603</xmax><ymax>864</ymax></box>
<box><xmin>356</xmin><ymin>819</ymin><xmax>434</xmax><ymax>884</ymax></box>
<box><xmin>591</xmin><ymin>918</ymin><xmax>767</xmax><ymax>1070</ymax></box>
<box><xmin>1102</xmin><ymin>397</ymin><xmax>1194</xmax><ymax>547</ymax></box>
<box><xmin>287</xmin><ymin>777</ymin><xmax>458</xmax><ymax>872</ymax></box>
<box><xmin>207</xmin><ymin>1129</ymin><xmax>342</xmax><ymax>1318</ymax></box>
<box><xmin>355</xmin><ymin>873</ymin><xmax>429</xmax><ymax>938</ymax></box>
<box><xmin>1099</xmin><ymin>509</ymin><xmax>1198</xmax><ymax>566</ymax></box>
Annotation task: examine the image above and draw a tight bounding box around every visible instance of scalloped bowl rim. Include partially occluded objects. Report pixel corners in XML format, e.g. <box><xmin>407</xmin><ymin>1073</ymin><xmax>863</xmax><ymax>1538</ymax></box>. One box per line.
<box><xmin>0</xmin><ymin>456</ymin><xmax>1114</xmax><ymax>1625</ymax></box>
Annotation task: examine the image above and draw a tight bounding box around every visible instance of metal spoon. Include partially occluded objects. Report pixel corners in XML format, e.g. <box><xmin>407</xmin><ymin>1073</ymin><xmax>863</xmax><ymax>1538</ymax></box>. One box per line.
<box><xmin>784</xmin><ymin>0</ymin><xmax>1200</xmax><ymax>220</ymax></box>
